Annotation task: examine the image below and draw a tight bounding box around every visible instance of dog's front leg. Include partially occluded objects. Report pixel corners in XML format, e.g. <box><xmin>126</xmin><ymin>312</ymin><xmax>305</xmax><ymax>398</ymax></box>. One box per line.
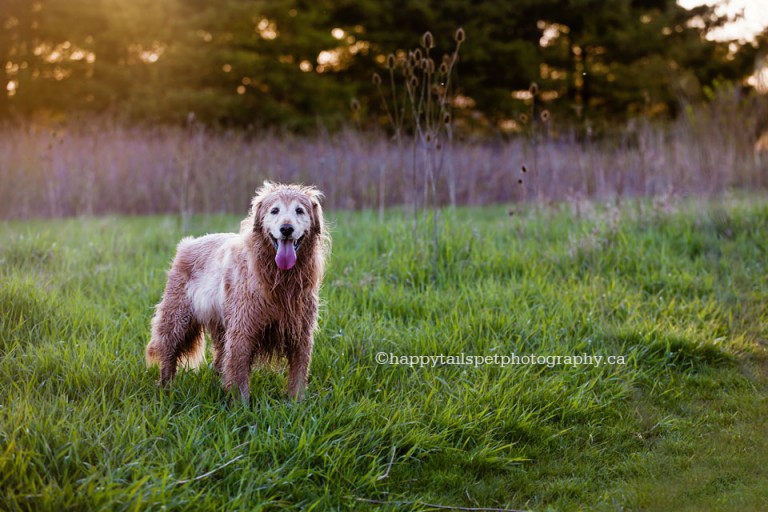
<box><xmin>222</xmin><ymin>331</ymin><xmax>254</xmax><ymax>404</ymax></box>
<box><xmin>207</xmin><ymin>321</ymin><xmax>226</xmax><ymax>374</ymax></box>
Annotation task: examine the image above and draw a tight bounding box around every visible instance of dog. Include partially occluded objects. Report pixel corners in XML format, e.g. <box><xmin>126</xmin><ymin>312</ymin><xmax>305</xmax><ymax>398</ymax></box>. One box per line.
<box><xmin>145</xmin><ymin>182</ymin><xmax>329</xmax><ymax>401</ymax></box>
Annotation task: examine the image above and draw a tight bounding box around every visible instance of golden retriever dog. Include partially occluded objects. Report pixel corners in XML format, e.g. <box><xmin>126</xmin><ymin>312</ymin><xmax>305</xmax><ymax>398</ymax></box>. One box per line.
<box><xmin>145</xmin><ymin>182</ymin><xmax>329</xmax><ymax>401</ymax></box>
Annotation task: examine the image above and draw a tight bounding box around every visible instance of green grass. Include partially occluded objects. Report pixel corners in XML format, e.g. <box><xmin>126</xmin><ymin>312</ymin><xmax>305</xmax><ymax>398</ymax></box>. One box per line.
<box><xmin>1</xmin><ymin>198</ymin><xmax>767</xmax><ymax>511</ymax></box>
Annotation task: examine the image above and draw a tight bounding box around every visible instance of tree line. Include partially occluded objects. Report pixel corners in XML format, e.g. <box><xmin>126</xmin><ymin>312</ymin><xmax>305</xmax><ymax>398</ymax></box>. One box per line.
<box><xmin>1</xmin><ymin>0</ymin><xmax>764</xmax><ymax>132</ymax></box>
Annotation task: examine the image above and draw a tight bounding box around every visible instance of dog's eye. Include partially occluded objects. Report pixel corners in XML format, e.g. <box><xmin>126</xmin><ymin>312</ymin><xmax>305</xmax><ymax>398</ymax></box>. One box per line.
<box><xmin>295</xmin><ymin>207</ymin><xmax>305</xmax><ymax>215</ymax></box>
<box><xmin>270</xmin><ymin>207</ymin><xmax>279</xmax><ymax>215</ymax></box>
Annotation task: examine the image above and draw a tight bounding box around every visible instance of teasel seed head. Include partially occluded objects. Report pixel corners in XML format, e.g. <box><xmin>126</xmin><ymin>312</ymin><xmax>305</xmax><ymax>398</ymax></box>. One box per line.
<box><xmin>414</xmin><ymin>48</ymin><xmax>422</xmax><ymax>62</ymax></box>
<box><xmin>454</xmin><ymin>27</ymin><xmax>465</xmax><ymax>43</ymax></box>
<box><xmin>350</xmin><ymin>98</ymin><xmax>360</xmax><ymax>112</ymax></box>
<box><xmin>422</xmin><ymin>31</ymin><xmax>434</xmax><ymax>49</ymax></box>
<box><xmin>443</xmin><ymin>112</ymin><xmax>451</xmax><ymax>124</ymax></box>
<box><xmin>408</xmin><ymin>50</ymin><xmax>416</xmax><ymax>67</ymax></box>
<box><xmin>540</xmin><ymin>109</ymin><xmax>550</xmax><ymax>122</ymax></box>
<box><xmin>529</xmin><ymin>82</ymin><xmax>539</xmax><ymax>95</ymax></box>
<box><xmin>372</xmin><ymin>73</ymin><xmax>382</xmax><ymax>86</ymax></box>
<box><xmin>409</xmin><ymin>75</ymin><xmax>419</xmax><ymax>89</ymax></box>
<box><xmin>519</xmin><ymin>113</ymin><xmax>529</xmax><ymax>124</ymax></box>
<box><xmin>386</xmin><ymin>53</ymin><xmax>396</xmax><ymax>70</ymax></box>
<box><xmin>439</xmin><ymin>61</ymin><xmax>449</xmax><ymax>75</ymax></box>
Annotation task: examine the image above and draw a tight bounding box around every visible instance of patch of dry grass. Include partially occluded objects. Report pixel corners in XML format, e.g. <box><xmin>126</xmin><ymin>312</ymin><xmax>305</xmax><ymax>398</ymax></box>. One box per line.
<box><xmin>1</xmin><ymin>90</ymin><xmax>765</xmax><ymax>220</ymax></box>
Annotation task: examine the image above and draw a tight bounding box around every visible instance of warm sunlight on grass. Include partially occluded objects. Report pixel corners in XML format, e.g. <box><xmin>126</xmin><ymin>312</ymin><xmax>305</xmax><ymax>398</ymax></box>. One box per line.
<box><xmin>1</xmin><ymin>198</ymin><xmax>767</xmax><ymax>509</ymax></box>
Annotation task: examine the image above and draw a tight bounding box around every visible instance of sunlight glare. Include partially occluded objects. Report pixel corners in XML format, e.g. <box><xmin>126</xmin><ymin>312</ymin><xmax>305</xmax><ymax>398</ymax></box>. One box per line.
<box><xmin>256</xmin><ymin>17</ymin><xmax>278</xmax><ymax>40</ymax></box>
<box><xmin>677</xmin><ymin>0</ymin><xmax>768</xmax><ymax>41</ymax></box>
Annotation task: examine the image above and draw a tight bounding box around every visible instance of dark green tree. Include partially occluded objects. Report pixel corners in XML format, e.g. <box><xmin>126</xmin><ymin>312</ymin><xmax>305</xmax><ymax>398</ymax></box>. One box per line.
<box><xmin>1</xmin><ymin>0</ymin><xmax>763</xmax><ymax>128</ymax></box>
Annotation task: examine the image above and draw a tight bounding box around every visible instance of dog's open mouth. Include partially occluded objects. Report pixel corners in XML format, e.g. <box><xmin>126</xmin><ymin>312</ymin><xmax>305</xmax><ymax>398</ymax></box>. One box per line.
<box><xmin>270</xmin><ymin>235</ymin><xmax>304</xmax><ymax>270</ymax></box>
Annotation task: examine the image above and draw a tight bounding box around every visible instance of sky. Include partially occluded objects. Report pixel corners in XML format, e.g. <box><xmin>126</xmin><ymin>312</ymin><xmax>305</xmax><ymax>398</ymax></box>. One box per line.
<box><xmin>678</xmin><ymin>0</ymin><xmax>768</xmax><ymax>41</ymax></box>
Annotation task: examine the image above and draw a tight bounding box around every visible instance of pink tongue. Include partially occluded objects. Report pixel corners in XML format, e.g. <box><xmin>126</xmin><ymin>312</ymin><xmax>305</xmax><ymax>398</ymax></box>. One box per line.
<box><xmin>275</xmin><ymin>239</ymin><xmax>297</xmax><ymax>270</ymax></box>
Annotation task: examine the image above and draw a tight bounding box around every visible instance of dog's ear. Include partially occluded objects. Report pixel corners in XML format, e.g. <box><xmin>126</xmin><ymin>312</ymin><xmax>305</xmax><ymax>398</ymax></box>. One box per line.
<box><xmin>251</xmin><ymin>181</ymin><xmax>277</xmax><ymax>213</ymax></box>
<box><xmin>302</xmin><ymin>185</ymin><xmax>324</xmax><ymax>210</ymax></box>
<box><xmin>252</xmin><ymin>196</ymin><xmax>267</xmax><ymax>233</ymax></box>
<box><xmin>249</xmin><ymin>182</ymin><xmax>275</xmax><ymax>233</ymax></box>
<box><xmin>307</xmin><ymin>192</ymin><xmax>324</xmax><ymax>236</ymax></box>
<box><xmin>252</xmin><ymin>212</ymin><xmax>262</xmax><ymax>233</ymax></box>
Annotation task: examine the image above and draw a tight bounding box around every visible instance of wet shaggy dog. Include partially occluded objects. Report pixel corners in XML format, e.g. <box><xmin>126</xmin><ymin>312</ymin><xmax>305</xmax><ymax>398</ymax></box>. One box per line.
<box><xmin>145</xmin><ymin>182</ymin><xmax>329</xmax><ymax>401</ymax></box>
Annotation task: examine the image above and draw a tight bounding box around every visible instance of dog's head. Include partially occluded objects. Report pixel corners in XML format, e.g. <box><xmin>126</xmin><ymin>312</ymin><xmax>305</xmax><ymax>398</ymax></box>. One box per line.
<box><xmin>248</xmin><ymin>181</ymin><xmax>324</xmax><ymax>271</ymax></box>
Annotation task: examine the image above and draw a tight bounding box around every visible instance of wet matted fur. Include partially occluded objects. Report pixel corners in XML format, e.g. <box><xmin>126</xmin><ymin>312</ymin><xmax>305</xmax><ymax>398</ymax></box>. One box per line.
<box><xmin>145</xmin><ymin>182</ymin><xmax>330</xmax><ymax>401</ymax></box>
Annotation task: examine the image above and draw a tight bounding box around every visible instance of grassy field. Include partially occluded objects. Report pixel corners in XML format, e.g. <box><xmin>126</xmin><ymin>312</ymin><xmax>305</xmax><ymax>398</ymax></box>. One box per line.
<box><xmin>1</xmin><ymin>197</ymin><xmax>767</xmax><ymax>511</ymax></box>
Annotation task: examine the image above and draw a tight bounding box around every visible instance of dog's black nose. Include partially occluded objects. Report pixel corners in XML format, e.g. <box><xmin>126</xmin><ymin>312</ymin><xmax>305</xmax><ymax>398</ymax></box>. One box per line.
<box><xmin>280</xmin><ymin>224</ymin><xmax>294</xmax><ymax>237</ymax></box>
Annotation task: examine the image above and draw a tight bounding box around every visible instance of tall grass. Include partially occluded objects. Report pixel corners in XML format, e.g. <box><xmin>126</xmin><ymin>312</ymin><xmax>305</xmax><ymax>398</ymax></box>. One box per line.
<box><xmin>1</xmin><ymin>89</ymin><xmax>766</xmax><ymax>220</ymax></box>
<box><xmin>1</xmin><ymin>198</ymin><xmax>767</xmax><ymax>509</ymax></box>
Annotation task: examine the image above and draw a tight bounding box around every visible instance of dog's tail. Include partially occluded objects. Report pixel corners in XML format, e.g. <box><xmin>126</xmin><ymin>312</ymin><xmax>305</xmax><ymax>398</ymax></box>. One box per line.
<box><xmin>145</xmin><ymin>338</ymin><xmax>162</xmax><ymax>367</ymax></box>
<box><xmin>145</xmin><ymin>331</ymin><xmax>206</xmax><ymax>370</ymax></box>
<box><xmin>178</xmin><ymin>330</ymin><xmax>206</xmax><ymax>370</ymax></box>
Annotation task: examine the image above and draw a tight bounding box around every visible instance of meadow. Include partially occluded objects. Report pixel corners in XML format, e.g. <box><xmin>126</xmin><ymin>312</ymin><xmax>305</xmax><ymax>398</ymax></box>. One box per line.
<box><xmin>1</xmin><ymin>196</ymin><xmax>767</xmax><ymax>511</ymax></box>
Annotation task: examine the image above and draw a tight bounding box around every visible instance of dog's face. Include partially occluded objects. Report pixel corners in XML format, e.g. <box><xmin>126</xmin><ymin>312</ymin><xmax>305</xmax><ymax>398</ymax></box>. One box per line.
<box><xmin>251</xmin><ymin>182</ymin><xmax>323</xmax><ymax>271</ymax></box>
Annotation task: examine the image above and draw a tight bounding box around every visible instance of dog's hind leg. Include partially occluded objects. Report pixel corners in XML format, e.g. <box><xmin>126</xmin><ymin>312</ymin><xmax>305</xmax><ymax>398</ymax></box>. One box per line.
<box><xmin>146</xmin><ymin>271</ymin><xmax>202</xmax><ymax>385</ymax></box>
